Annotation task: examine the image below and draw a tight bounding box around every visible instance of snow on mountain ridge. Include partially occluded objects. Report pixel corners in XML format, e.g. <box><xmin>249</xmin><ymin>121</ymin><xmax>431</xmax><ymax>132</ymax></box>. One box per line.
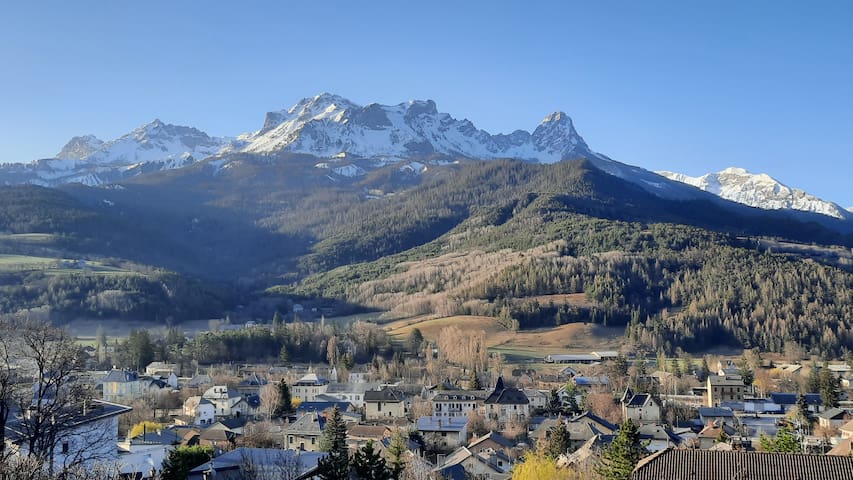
<box><xmin>56</xmin><ymin>135</ymin><xmax>104</xmax><ymax>160</ymax></box>
<box><xmin>658</xmin><ymin>168</ymin><xmax>849</xmax><ymax>219</ymax></box>
<box><xmin>240</xmin><ymin>94</ymin><xmax>590</xmax><ymax>163</ymax></box>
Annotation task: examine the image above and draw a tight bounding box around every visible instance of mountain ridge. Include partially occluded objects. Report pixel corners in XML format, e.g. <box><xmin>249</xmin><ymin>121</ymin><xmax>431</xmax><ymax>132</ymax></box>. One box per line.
<box><xmin>0</xmin><ymin>93</ymin><xmax>847</xmax><ymax>225</ymax></box>
<box><xmin>658</xmin><ymin>167</ymin><xmax>851</xmax><ymax>220</ymax></box>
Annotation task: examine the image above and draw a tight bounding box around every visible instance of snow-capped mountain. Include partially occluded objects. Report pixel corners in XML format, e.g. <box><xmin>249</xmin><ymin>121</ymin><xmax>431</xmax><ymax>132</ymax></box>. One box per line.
<box><xmin>237</xmin><ymin>93</ymin><xmax>591</xmax><ymax>162</ymax></box>
<box><xmin>1</xmin><ymin>92</ymin><xmax>845</xmax><ymax>223</ymax></box>
<box><xmin>56</xmin><ymin>135</ymin><xmax>104</xmax><ymax>160</ymax></box>
<box><xmin>658</xmin><ymin>167</ymin><xmax>850</xmax><ymax>220</ymax></box>
<box><xmin>0</xmin><ymin>120</ymin><xmax>229</xmax><ymax>186</ymax></box>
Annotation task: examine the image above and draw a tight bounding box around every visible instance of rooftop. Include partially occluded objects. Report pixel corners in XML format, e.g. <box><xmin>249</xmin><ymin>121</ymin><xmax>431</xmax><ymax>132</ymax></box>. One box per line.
<box><xmin>632</xmin><ymin>449</ymin><xmax>853</xmax><ymax>480</ymax></box>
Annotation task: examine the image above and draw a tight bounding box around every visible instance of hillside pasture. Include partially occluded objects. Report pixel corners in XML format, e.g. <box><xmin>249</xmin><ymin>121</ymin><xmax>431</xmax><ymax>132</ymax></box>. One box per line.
<box><xmin>386</xmin><ymin>314</ymin><xmax>625</xmax><ymax>362</ymax></box>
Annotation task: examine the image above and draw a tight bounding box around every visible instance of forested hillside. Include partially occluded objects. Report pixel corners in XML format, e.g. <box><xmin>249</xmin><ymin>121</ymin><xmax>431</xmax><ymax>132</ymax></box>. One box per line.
<box><xmin>2</xmin><ymin>158</ymin><xmax>852</xmax><ymax>356</ymax></box>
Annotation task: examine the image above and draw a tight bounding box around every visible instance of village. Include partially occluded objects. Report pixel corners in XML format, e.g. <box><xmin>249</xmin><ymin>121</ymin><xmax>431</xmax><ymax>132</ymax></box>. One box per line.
<box><xmin>3</xmin><ymin>317</ymin><xmax>853</xmax><ymax>479</ymax></box>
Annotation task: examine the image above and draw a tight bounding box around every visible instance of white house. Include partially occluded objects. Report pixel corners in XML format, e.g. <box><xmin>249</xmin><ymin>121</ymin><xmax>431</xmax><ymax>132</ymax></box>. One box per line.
<box><xmin>432</xmin><ymin>392</ymin><xmax>484</xmax><ymax>418</ymax></box>
<box><xmin>364</xmin><ymin>388</ymin><xmax>406</xmax><ymax>420</ymax></box>
<box><xmin>202</xmin><ymin>385</ymin><xmax>247</xmax><ymax>419</ymax></box>
<box><xmin>183</xmin><ymin>396</ymin><xmax>216</xmax><ymax>426</ymax></box>
<box><xmin>417</xmin><ymin>416</ymin><xmax>469</xmax><ymax>451</ymax></box>
<box><xmin>323</xmin><ymin>382</ymin><xmax>380</xmax><ymax>408</ymax></box>
<box><xmin>292</xmin><ymin>373</ymin><xmax>330</xmax><ymax>402</ymax></box>
<box><xmin>482</xmin><ymin>378</ymin><xmax>529</xmax><ymax>427</ymax></box>
<box><xmin>621</xmin><ymin>388</ymin><xmax>662</xmax><ymax>425</ymax></box>
<box><xmin>5</xmin><ymin>400</ymin><xmax>132</xmax><ymax>474</ymax></box>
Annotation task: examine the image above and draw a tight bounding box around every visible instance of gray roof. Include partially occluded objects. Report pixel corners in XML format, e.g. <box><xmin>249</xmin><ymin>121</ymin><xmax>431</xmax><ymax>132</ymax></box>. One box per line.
<box><xmin>417</xmin><ymin>416</ymin><xmax>467</xmax><ymax>432</ymax></box>
<box><xmin>285</xmin><ymin>412</ymin><xmax>325</xmax><ymax>436</ymax></box>
<box><xmin>325</xmin><ymin>382</ymin><xmax>380</xmax><ymax>394</ymax></box>
<box><xmin>102</xmin><ymin>369</ymin><xmax>138</xmax><ymax>383</ymax></box>
<box><xmin>484</xmin><ymin>377</ymin><xmax>529</xmax><ymax>405</ymax></box>
<box><xmin>188</xmin><ymin>448</ymin><xmax>325</xmax><ymax>479</ymax></box>
<box><xmin>364</xmin><ymin>387</ymin><xmax>404</xmax><ymax>403</ymax></box>
<box><xmin>632</xmin><ymin>449</ymin><xmax>853</xmax><ymax>480</ymax></box>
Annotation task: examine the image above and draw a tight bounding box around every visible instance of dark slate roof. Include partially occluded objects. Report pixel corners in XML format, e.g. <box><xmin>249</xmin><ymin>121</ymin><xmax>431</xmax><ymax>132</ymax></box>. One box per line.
<box><xmin>131</xmin><ymin>428</ymin><xmax>182</xmax><ymax>445</ymax></box>
<box><xmin>818</xmin><ymin>407</ymin><xmax>847</xmax><ymax>420</ymax></box>
<box><xmin>296</xmin><ymin>401</ymin><xmax>351</xmax><ymax>414</ymax></box>
<box><xmin>627</xmin><ymin>393</ymin><xmax>651</xmax><ymax>407</ymax></box>
<box><xmin>102</xmin><ymin>369</ymin><xmax>138</xmax><ymax>383</ymax></box>
<box><xmin>364</xmin><ymin>387</ymin><xmax>404</xmax><ymax>403</ymax></box>
<box><xmin>698</xmin><ymin>407</ymin><xmax>735</xmax><ymax>418</ymax></box>
<box><xmin>469</xmin><ymin>431</ymin><xmax>514</xmax><ymax>449</ymax></box>
<box><xmin>484</xmin><ymin>377</ymin><xmax>529</xmax><ymax>405</ymax></box>
<box><xmin>770</xmin><ymin>392</ymin><xmax>822</xmax><ymax>406</ymax></box>
<box><xmin>217</xmin><ymin>416</ymin><xmax>248</xmax><ymax>430</ymax></box>
<box><xmin>632</xmin><ymin>449</ymin><xmax>853</xmax><ymax>480</ymax></box>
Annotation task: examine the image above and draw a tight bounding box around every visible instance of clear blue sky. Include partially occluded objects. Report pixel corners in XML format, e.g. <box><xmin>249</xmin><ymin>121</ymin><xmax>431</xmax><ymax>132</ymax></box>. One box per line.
<box><xmin>2</xmin><ymin>1</ymin><xmax>851</xmax><ymax>206</ymax></box>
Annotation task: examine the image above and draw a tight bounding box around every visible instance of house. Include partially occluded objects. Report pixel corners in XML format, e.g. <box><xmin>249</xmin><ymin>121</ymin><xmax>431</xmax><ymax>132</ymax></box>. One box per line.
<box><xmin>706</xmin><ymin>375</ymin><xmax>745</xmax><ymax>407</ymax></box>
<box><xmin>467</xmin><ymin>431</ymin><xmax>515</xmax><ymax>459</ymax></box>
<box><xmin>202</xmin><ymin>385</ymin><xmax>247</xmax><ymax>419</ymax></box>
<box><xmin>817</xmin><ymin>407</ymin><xmax>850</xmax><ymax>429</ymax></box>
<box><xmin>621</xmin><ymin>388</ymin><xmax>662</xmax><ymax>425</ymax></box>
<box><xmin>187</xmin><ymin>447</ymin><xmax>325</xmax><ymax>480</ymax></box>
<box><xmin>637</xmin><ymin>423</ymin><xmax>683</xmax><ymax>452</ymax></box>
<box><xmin>698</xmin><ymin>407</ymin><xmax>736</xmax><ymax>426</ymax></box>
<box><xmin>346</xmin><ymin>424</ymin><xmax>392</xmax><ymax>451</ymax></box>
<box><xmin>117</xmin><ymin>428</ymin><xmax>182</xmax><ymax>477</ymax></box>
<box><xmin>183</xmin><ymin>396</ymin><xmax>216</xmax><ymax>426</ymax></box>
<box><xmin>631</xmin><ymin>448</ymin><xmax>853</xmax><ymax>480</ymax></box>
<box><xmin>348</xmin><ymin>370</ymin><xmax>371</xmax><ymax>384</ymax></box>
<box><xmin>295</xmin><ymin>400</ymin><xmax>353</xmax><ymax>416</ymax></box>
<box><xmin>435</xmin><ymin>446</ymin><xmax>511</xmax><ymax>480</ymax></box>
<box><xmin>769</xmin><ymin>392</ymin><xmax>822</xmax><ymax>414</ymax></box>
<box><xmin>482</xmin><ymin>377</ymin><xmax>529</xmax><ymax>427</ymax></box>
<box><xmin>364</xmin><ymin>387</ymin><xmax>406</xmax><ymax>420</ymax></box>
<box><xmin>572</xmin><ymin>376</ymin><xmax>609</xmax><ymax>392</ymax></box>
<box><xmin>186</xmin><ymin>373</ymin><xmax>213</xmax><ymax>390</ymax></box>
<box><xmin>198</xmin><ymin>428</ymin><xmax>238</xmax><ymax>450</ymax></box>
<box><xmin>292</xmin><ymin>373</ymin><xmax>330</xmax><ymax>402</ymax></box>
<box><xmin>522</xmin><ymin>389</ymin><xmax>549</xmax><ymax>412</ymax></box>
<box><xmin>530</xmin><ymin>413</ymin><xmax>616</xmax><ymax>451</ymax></box>
<box><xmin>417</xmin><ymin>416</ymin><xmax>469</xmax><ymax>451</ymax></box>
<box><xmin>4</xmin><ymin>400</ymin><xmax>132</xmax><ymax>474</ymax></box>
<box><xmin>323</xmin><ymin>382</ymin><xmax>380</xmax><ymax>407</ymax></box>
<box><xmin>101</xmin><ymin>369</ymin><xmax>145</xmax><ymax>402</ymax></box>
<box><xmin>284</xmin><ymin>412</ymin><xmax>326</xmax><ymax>452</ymax></box>
<box><xmin>432</xmin><ymin>391</ymin><xmax>484</xmax><ymax>418</ymax></box>
<box><xmin>696</xmin><ymin>421</ymin><xmax>739</xmax><ymax>449</ymax></box>
<box><xmin>840</xmin><ymin>419</ymin><xmax>853</xmax><ymax>439</ymax></box>
<box><xmin>144</xmin><ymin>361</ymin><xmax>178</xmax><ymax>377</ymax></box>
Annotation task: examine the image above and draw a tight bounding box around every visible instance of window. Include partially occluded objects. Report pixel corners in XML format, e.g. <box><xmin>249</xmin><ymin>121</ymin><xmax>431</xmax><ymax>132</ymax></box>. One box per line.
<box><xmin>61</xmin><ymin>442</ymin><xmax>69</xmax><ymax>454</ymax></box>
<box><xmin>311</xmin><ymin>438</ymin><xmax>315</xmax><ymax>445</ymax></box>
<box><xmin>378</xmin><ymin>403</ymin><xmax>382</xmax><ymax>412</ymax></box>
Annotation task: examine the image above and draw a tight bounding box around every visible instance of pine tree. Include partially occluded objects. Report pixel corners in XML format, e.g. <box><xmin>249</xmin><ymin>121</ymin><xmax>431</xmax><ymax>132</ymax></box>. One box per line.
<box><xmin>273</xmin><ymin>379</ymin><xmax>292</xmax><ymax>418</ymax></box>
<box><xmin>386</xmin><ymin>429</ymin><xmax>407</xmax><ymax>480</ymax></box>
<box><xmin>806</xmin><ymin>361</ymin><xmax>821</xmax><ymax>393</ymax></box>
<box><xmin>317</xmin><ymin>406</ymin><xmax>349</xmax><ymax>479</ymax></box>
<box><xmin>351</xmin><ymin>440</ymin><xmax>391</xmax><ymax>480</ymax></box>
<box><xmin>818</xmin><ymin>362</ymin><xmax>841</xmax><ymax>409</ymax></box>
<box><xmin>736</xmin><ymin>357</ymin><xmax>754</xmax><ymax>386</ymax></box>
<box><xmin>545</xmin><ymin>419</ymin><xmax>572</xmax><ymax>459</ymax></box>
<box><xmin>469</xmin><ymin>368</ymin><xmax>482</xmax><ymax>390</ymax></box>
<box><xmin>548</xmin><ymin>388</ymin><xmax>562</xmax><ymax>414</ymax></box>
<box><xmin>596</xmin><ymin>419</ymin><xmax>647</xmax><ymax>480</ymax></box>
<box><xmin>697</xmin><ymin>357</ymin><xmax>710</xmax><ymax>382</ymax></box>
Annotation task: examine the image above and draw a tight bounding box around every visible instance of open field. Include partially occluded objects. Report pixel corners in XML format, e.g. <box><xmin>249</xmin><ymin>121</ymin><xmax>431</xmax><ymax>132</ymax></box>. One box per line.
<box><xmin>0</xmin><ymin>233</ymin><xmax>57</xmax><ymax>243</ymax></box>
<box><xmin>386</xmin><ymin>314</ymin><xmax>626</xmax><ymax>362</ymax></box>
<box><xmin>0</xmin><ymin>254</ymin><xmax>135</xmax><ymax>275</ymax></box>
